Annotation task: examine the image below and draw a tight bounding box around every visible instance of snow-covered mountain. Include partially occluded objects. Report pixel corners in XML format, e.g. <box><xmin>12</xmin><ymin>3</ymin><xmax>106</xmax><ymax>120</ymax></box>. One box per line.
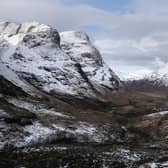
<box><xmin>0</xmin><ymin>21</ymin><xmax>121</xmax><ymax>150</ymax></box>
<box><xmin>0</xmin><ymin>21</ymin><xmax>120</xmax><ymax>98</ymax></box>
<box><xmin>150</xmin><ymin>63</ymin><xmax>168</xmax><ymax>86</ymax></box>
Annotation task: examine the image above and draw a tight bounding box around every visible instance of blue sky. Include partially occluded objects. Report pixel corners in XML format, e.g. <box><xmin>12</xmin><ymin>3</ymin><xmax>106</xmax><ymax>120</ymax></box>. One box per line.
<box><xmin>0</xmin><ymin>0</ymin><xmax>168</xmax><ymax>79</ymax></box>
<box><xmin>62</xmin><ymin>0</ymin><xmax>133</xmax><ymax>13</ymax></box>
<box><xmin>62</xmin><ymin>0</ymin><xmax>134</xmax><ymax>33</ymax></box>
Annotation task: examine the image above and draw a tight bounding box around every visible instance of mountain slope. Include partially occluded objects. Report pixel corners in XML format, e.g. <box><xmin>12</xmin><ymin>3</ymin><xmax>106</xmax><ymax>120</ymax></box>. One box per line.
<box><xmin>0</xmin><ymin>21</ymin><xmax>122</xmax><ymax>150</ymax></box>
<box><xmin>60</xmin><ymin>31</ymin><xmax>120</xmax><ymax>94</ymax></box>
<box><xmin>0</xmin><ymin>22</ymin><xmax>120</xmax><ymax>98</ymax></box>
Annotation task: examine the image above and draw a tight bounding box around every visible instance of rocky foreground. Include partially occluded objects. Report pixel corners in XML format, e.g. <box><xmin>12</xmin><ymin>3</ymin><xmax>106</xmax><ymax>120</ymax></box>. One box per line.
<box><xmin>0</xmin><ymin>22</ymin><xmax>168</xmax><ymax>168</ymax></box>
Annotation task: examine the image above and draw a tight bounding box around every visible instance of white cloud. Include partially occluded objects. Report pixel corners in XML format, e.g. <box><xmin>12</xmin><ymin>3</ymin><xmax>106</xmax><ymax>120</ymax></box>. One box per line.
<box><xmin>133</xmin><ymin>0</ymin><xmax>168</xmax><ymax>16</ymax></box>
<box><xmin>95</xmin><ymin>37</ymin><xmax>168</xmax><ymax>66</ymax></box>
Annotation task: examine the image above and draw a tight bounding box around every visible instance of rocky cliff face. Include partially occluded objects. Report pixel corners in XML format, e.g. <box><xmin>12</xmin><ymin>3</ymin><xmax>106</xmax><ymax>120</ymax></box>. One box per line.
<box><xmin>0</xmin><ymin>22</ymin><xmax>120</xmax><ymax>98</ymax></box>
<box><xmin>60</xmin><ymin>31</ymin><xmax>120</xmax><ymax>94</ymax></box>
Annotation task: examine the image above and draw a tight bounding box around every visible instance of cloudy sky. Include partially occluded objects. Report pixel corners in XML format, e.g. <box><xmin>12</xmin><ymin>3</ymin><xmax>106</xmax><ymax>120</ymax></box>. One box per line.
<box><xmin>0</xmin><ymin>0</ymin><xmax>168</xmax><ymax>79</ymax></box>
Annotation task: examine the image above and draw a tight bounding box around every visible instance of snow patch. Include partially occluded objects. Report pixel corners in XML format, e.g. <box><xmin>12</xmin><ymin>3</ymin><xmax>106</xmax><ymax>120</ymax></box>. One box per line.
<box><xmin>147</xmin><ymin>111</ymin><xmax>168</xmax><ymax>117</ymax></box>
<box><xmin>7</xmin><ymin>98</ymin><xmax>70</xmax><ymax>118</ymax></box>
<box><xmin>24</xmin><ymin>122</ymin><xmax>56</xmax><ymax>145</ymax></box>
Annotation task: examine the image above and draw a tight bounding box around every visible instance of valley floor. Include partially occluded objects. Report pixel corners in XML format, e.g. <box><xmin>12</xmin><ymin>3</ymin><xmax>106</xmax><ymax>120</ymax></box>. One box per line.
<box><xmin>1</xmin><ymin>76</ymin><xmax>168</xmax><ymax>168</ymax></box>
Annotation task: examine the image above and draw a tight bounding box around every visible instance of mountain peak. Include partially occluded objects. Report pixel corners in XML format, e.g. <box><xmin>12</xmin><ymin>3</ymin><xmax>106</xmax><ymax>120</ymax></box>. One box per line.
<box><xmin>0</xmin><ymin>21</ymin><xmax>51</xmax><ymax>35</ymax></box>
<box><xmin>60</xmin><ymin>30</ymin><xmax>90</xmax><ymax>43</ymax></box>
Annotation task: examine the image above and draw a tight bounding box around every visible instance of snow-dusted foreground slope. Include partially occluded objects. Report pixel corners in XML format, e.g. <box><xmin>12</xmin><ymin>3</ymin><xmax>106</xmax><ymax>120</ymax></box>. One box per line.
<box><xmin>0</xmin><ymin>22</ymin><xmax>120</xmax><ymax>98</ymax></box>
